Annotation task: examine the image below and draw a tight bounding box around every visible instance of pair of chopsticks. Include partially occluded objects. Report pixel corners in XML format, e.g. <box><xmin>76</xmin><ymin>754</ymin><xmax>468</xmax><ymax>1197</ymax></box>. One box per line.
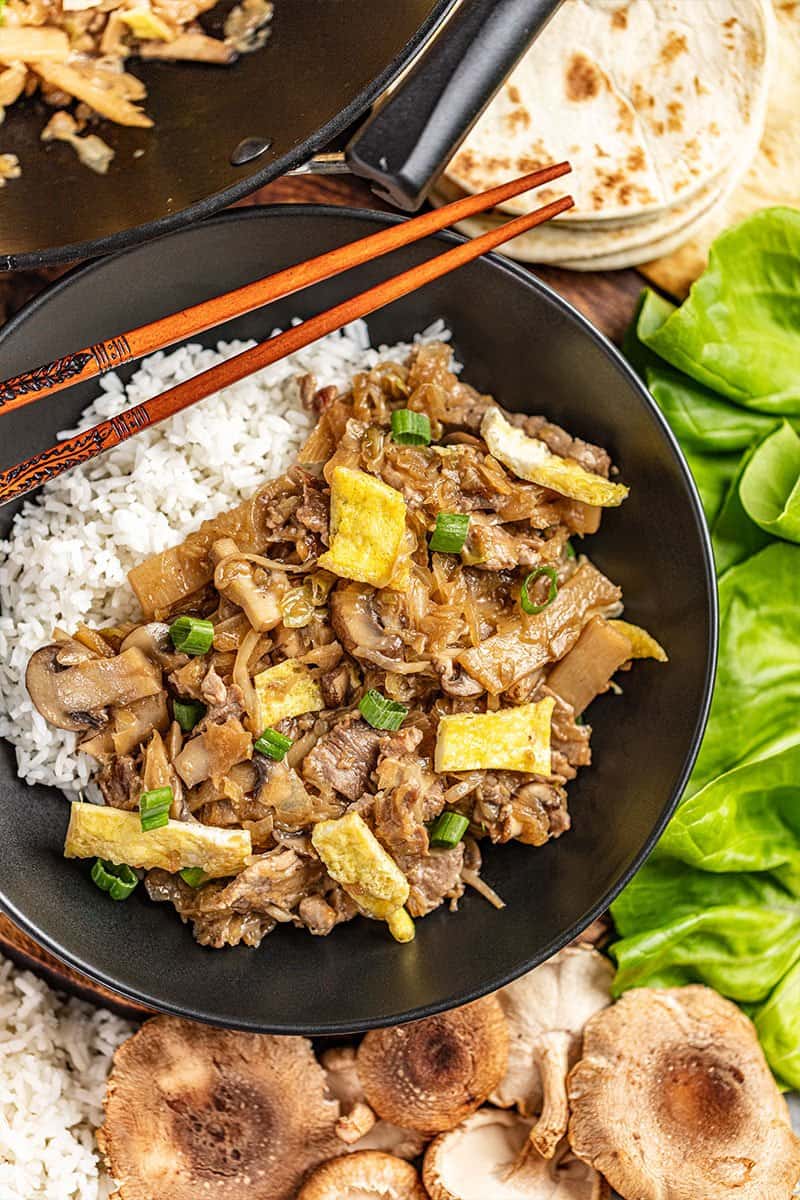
<box><xmin>0</xmin><ymin>163</ymin><xmax>573</xmax><ymax>507</ymax></box>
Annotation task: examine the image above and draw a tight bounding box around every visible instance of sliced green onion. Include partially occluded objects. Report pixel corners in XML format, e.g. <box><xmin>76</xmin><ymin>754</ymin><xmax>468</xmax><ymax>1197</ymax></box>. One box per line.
<box><xmin>140</xmin><ymin>785</ymin><xmax>172</xmax><ymax>832</ymax></box>
<box><xmin>91</xmin><ymin>858</ymin><xmax>138</xmax><ymax>901</ymax></box>
<box><xmin>429</xmin><ymin>512</ymin><xmax>470</xmax><ymax>554</ymax></box>
<box><xmin>429</xmin><ymin>812</ymin><xmax>470</xmax><ymax>848</ymax></box>
<box><xmin>173</xmin><ymin>698</ymin><xmax>206</xmax><ymax>733</ymax></box>
<box><xmin>359</xmin><ymin>689</ymin><xmax>408</xmax><ymax>731</ymax></box>
<box><xmin>254</xmin><ymin>727</ymin><xmax>293</xmax><ymax>761</ymax></box>
<box><xmin>520</xmin><ymin>565</ymin><xmax>559</xmax><ymax>615</ymax></box>
<box><xmin>565</xmin><ymin>541</ymin><xmax>576</xmax><ymax>560</ymax></box>
<box><xmin>179</xmin><ymin>867</ymin><xmax>207</xmax><ymax>888</ymax></box>
<box><xmin>391</xmin><ymin>409</ymin><xmax>431</xmax><ymax>446</ymax></box>
<box><xmin>169</xmin><ymin>615</ymin><xmax>214</xmax><ymax>655</ymax></box>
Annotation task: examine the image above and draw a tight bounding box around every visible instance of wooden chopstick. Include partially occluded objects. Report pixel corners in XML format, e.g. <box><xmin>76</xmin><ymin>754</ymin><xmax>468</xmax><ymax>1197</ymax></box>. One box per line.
<box><xmin>0</xmin><ymin>191</ymin><xmax>573</xmax><ymax>509</ymax></box>
<box><xmin>0</xmin><ymin>162</ymin><xmax>571</xmax><ymax>417</ymax></box>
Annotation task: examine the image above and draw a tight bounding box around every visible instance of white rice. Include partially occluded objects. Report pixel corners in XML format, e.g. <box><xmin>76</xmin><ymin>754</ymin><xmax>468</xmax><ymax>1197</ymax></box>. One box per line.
<box><xmin>0</xmin><ymin>950</ymin><xmax>133</xmax><ymax>1200</ymax></box>
<box><xmin>0</xmin><ymin>317</ymin><xmax>450</xmax><ymax>797</ymax></box>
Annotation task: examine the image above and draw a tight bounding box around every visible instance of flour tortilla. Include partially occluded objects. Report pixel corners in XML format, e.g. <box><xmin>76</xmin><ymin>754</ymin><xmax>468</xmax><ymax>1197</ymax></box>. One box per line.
<box><xmin>640</xmin><ymin>0</ymin><xmax>800</xmax><ymax>296</ymax></box>
<box><xmin>433</xmin><ymin>131</ymin><xmax>759</xmax><ymax>270</ymax></box>
<box><xmin>431</xmin><ymin>167</ymin><xmax>730</xmax><ymax>264</ymax></box>
<box><xmin>445</xmin><ymin>0</ymin><xmax>772</xmax><ymax>225</ymax></box>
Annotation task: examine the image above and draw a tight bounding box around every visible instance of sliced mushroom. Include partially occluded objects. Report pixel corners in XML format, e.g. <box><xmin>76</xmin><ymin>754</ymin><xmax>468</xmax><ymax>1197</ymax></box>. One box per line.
<box><xmin>120</xmin><ymin>621</ymin><xmax>183</xmax><ymax>669</ymax></box>
<box><xmin>297</xmin><ymin>1150</ymin><xmax>427</xmax><ymax>1199</ymax></box>
<box><xmin>211</xmin><ymin>537</ymin><xmax>285</xmax><ymax>632</ymax></box>
<box><xmin>492</xmin><ymin>946</ymin><xmax>613</xmax><ymax>1159</ymax></box>
<box><xmin>357</xmin><ymin>996</ymin><xmax>509</xmax><ymax>1135</ymax></box>
<box><xmin>321</xmin><ymin>1045</ymin><xmax>427</xmax><ymax>1160</ymax></box>
<box><xmin>567</xmin><ymin>985</ymin><xmax>800</xmax><ymax>1200</ymax></box>
<box><xmin>423</xmin><ymin>1109</ymin><xmax>608</xmax><ymax>1200</ymax></box>
<box><xmin>435</xmin><ymin>658</ymin><xmax>485</xmax><ymax>699</ymax></box>
<box><xmin>330</xmin><ymin>584</ymin><xmax>403</xmax><ymax>665</ymax></box>
<box><xmin>80</xmin><ymin>692</ymin><xmax>169</xmax><ymax>760</ymax></box>
<box><xmin>98</xmin><ymin>1016</ymin><xmax>343</xmax><ymax>1200</ymax></box>
<box><xmin>26</xmin><ymin>644</ymin><xmax>161</xmax><ymax>731</ymax></box>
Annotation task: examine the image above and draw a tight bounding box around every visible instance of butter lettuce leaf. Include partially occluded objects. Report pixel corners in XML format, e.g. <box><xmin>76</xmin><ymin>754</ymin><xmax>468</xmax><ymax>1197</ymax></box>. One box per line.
<box><xmin>755</xmin><ymin>959</ymin><xmax>800</xmax><ymax>1089</ymax></box>
<box><xmin>647</xmin><ymin>366</ymin><xmax>779</xmax><ymax>454</ymax></box>
<box><xmin>739</xmin><ymin>421</ymin><xmax>800</xmax><ymax>543</ymax></box>
<box><xmin>658</xmin><ymin>745</ymin><xmax>800</xmax><ymax>893</ymax></box>
<box><xmin>621</xmin><ymin>288</ymin><xmax>675</xmax><ymax>380</ymax></box>
<box><xmin>711</xmin><ymin>440</ymin><xmax>771</xmax><ymax>576</ymax></box>
<box><xmin>681</xmin><ymin>446</ymin><xmax>740</xmax><ymax>526</ymax></box>
<box><xmin>638</xmin><ymin>208</ymin><xmax>800</xmax><ymax>414</ymax></box>
<box><xmin>690</xmin><ymin>541</ymin><xmax>800</xmax><ymax>790</ymax></box>
<box><xmin>611</xmin><ymin>860</ymin><xmax>800</xmax><ymax>1002</ymax></box>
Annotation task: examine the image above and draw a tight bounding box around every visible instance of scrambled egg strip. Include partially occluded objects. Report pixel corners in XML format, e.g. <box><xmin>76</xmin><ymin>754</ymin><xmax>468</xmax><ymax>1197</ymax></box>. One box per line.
<box><xmin>481</xmin><ymin>408</ymin><xmax>629</xmax><ymax>508</ymax></box>
<box><xmin>65</xmin><ymin>802</ymin><xmax>251</xmax><ymax>877</ymax></box>
<box><xmin>318</xmin><ymin>466</ymin><xmax>407</xmax><ymax>588</ymax></box>
<box><xmin>311</xmin><ymin>812</ymin><xmax>409</xmax><ymax>921</ymax></box>
<box><xmin>609</xmin><ymin>619</ymin><xmax>668</xmax><ymax>661</ymax></box>
<box><xmin>254</xmin><ymin>659</ymin><xmax>323</xmax><ymax>730</ymax></box>
<box><xmin>435</xmin><ymin>697</ymin><xmax>555</xmax><ymax>775</ymax></box>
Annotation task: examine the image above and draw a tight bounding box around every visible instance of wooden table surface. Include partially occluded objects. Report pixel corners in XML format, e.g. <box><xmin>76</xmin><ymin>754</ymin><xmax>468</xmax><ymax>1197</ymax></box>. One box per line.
<box><xmin>0</xmin><ymin>172</ymin><xmax>645</xmax><ymax>1017</ymax></box>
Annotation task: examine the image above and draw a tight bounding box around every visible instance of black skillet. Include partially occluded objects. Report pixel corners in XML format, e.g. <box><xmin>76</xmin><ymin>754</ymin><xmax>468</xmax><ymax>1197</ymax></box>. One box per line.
<box><xmin>0</xmin><ymin>0</ymin><xmax>562</xmax><ymax>270</ymax></box>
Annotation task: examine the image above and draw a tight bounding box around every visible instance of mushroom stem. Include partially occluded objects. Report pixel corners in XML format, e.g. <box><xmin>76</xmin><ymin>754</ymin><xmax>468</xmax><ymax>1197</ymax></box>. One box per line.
<box><xmin>336</xmin><ymin>1100</ymin><xmax>377</xmax><ymax>1144</ymax></box>
<box><xmin>531</xmin><ymin>1031</ymin><xmax>572</xmax><ymax>1159</ymax></box>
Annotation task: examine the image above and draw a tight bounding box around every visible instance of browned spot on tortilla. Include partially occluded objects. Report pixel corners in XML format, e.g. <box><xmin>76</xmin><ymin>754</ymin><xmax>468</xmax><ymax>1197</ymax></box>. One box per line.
<box><xmin>683</xmin><ymin>137</ymin><xmax>700</xmax><ymax>163</ymax></box>
<box><xmin>506</xmin><ymin>84</ymin><xmax>521</xmax><ymax>104</ymax></box>
<box><xmin>693</xmin><ymin>75</ymin><xmax>709</xmax><ymax>96</ymax></box>
<box><xmin>660</xmin><ymin>31</ymin><xmax>688</xmax><ymax>65</ymax></box>
<box><xmin>627</xmin><ymin>147</ymin><xmax>645</xmax><ymax>172</ymax></box>
<box><xmin>616</xmin><ymin>99</ymin><xmax>634</xmax><ymax>135</ymax></box>
<box><xmin>709</xmin><ymin>121</ymin><xmax>720</xmax><ymax>136</ymax></box>
<box><xmin>504</xmin><ymin>107</ymin><xmax>531</xmax><ymax>134</ymax></box>
<box><xmin>590</xmin><ymin>170</ymin><xmax>657</xmax><ymax>211</ymax></box>
<box><xmin>611</xmin><ymin>6</ymin><xmax>628</xmax><ymax>29</ymax></box>
<box><xmin>631</xmin><ymin>82</ymin><xmax>655</xmax><ymax>111</ymax></box>
<box><xmin>565</xmin><ymin>52</ymin><xmax>605</xmax><ymax>101</ymax></box>
<box><xmin>723</xmin><ymin>16</ymin><xmax>739</xmax><ymax>29</ymax></box>
<box><xmin>595</xmin><ymin>143</ymin><xmax>609</xmax><ymax>158</ymax></box>
<box><xmin>451</xmin><ymin>149</ymin><xmax>513</xmax><ymax>190</ymax></box>
<box><xmin>651</xmin><ymin>119</ymin><xmax>665</xmax><ymax>136</ymax></box>
<box><xmin>517</xmin><ymin>155</ymin><xmax>546</xmax><ymax>173</ymax></box>
<box><xmin>743</xmin><ymin>25</ymin><xmax>763</xmax><ymax>68</ymax></box>
<box><xmin>667</xmin><ymin>100</ymin><xmax>684</xmax><ymax>133</ymax></box>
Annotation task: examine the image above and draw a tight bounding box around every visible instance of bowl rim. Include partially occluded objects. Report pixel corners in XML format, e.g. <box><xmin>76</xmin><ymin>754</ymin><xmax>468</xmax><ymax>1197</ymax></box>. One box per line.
<box><xmin>0</xmin><ymin>204</ymin><xmax>718</xmax><ymax>1028</ymax></box>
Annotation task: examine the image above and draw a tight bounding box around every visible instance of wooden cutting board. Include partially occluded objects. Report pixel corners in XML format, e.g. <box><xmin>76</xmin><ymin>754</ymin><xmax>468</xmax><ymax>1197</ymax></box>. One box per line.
<box><xmin>0</xmin><ymin>173</ymin><xmax>644</xmax><ymax>1016</ymax></box>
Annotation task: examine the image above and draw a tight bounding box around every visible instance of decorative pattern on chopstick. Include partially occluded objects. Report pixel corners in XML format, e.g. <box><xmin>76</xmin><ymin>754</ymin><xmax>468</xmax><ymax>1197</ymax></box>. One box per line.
<box><xmin>0</xmin><ymin>337</ymin><xmax>134</xmax><ymax>404</ymax></box>
<box><xmin>0</xmin><ymin>192</ymin><xmax>573</xmax><ymax>507</ymax></box>
<box><xmin>0</xmin><ymin>162</ymin><xmax>571</xmax><ymax>415</ymax></box>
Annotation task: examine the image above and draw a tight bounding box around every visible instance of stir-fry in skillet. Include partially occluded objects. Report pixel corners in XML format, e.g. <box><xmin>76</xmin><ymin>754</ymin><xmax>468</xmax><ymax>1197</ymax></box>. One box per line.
<box><xmin>25</xmin><ymin>343</ymin><xmax>666</xmax><ymax>947</ymax></box>
<box><xmin>0</xmin><ymin>0</ymin><xmax>272</xmax><ymax>178</ymax></box>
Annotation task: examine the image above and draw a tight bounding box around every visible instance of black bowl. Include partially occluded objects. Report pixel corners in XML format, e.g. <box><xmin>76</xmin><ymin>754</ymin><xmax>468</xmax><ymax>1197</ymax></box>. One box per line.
<box><xmin>0</xmin><ymin>207</ymin><xmax>716</xmax><ymax>1033</ymax></box>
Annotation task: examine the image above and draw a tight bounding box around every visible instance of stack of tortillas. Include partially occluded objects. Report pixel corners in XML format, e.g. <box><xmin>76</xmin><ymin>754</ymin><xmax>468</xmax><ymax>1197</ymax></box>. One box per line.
<box><xmin>435</xmin><ymin>0</ymin><xmax>781</xmax><ymax>284</ymax></box>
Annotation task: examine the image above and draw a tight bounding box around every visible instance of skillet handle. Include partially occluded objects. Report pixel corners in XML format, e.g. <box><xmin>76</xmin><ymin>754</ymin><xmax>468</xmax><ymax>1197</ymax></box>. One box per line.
<box><xmin>345</xmin><ymin>0</ymin><xmax>563</xmax><ymax>211</ymax></box>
